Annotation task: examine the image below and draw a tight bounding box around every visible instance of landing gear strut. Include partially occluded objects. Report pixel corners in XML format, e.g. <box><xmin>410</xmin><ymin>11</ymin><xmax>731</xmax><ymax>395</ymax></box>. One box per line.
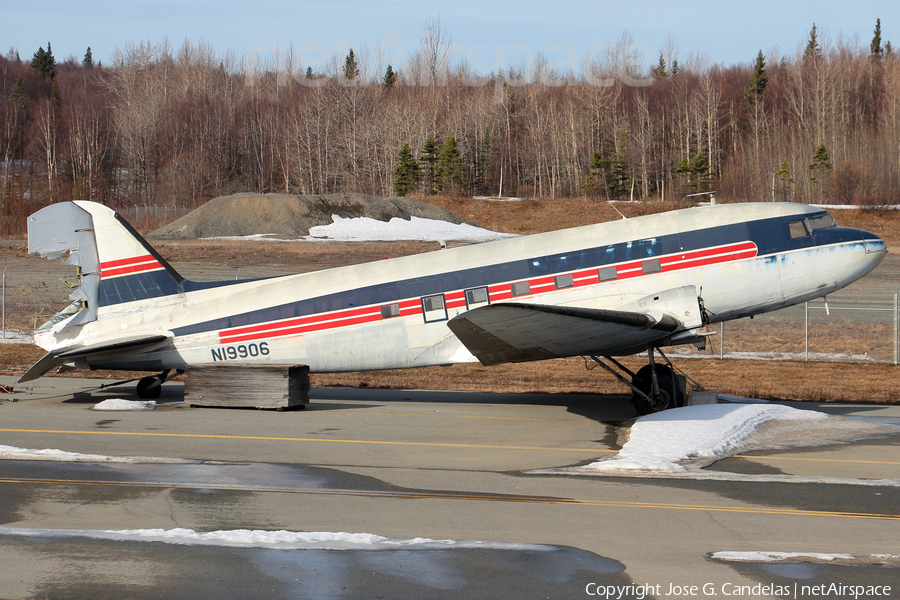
<box><xmin>135</xmin><ymin>369</ymin><xmax>183</xmax><ymax>400</ymax></box>
<box><xmin>589</xmin><ymin>348</ymin><xmax>686</xmax><ymax>415</ymax></box>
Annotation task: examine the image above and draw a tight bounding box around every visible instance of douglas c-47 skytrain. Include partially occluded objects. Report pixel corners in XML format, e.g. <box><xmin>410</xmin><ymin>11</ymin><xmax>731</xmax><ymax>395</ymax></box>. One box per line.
<box><xmin>18</xmin><ymin>200</ymin><xmax>886</xmax><ymax>413</ymax></box>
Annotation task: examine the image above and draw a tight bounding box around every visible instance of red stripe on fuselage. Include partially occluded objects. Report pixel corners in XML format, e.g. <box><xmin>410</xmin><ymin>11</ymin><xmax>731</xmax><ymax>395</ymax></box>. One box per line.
<box><xmin>214</xmin><ymin>241</ymin><xmax>758</xmax><ymax>345</ymax></box>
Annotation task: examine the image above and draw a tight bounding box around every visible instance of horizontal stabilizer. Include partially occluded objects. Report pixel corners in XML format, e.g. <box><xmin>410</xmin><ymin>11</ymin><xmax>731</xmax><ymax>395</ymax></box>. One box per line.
<box><xmin>17</xmin><ymin>333</ymin><xmax>173</xmax><ymax>384</ymax></box>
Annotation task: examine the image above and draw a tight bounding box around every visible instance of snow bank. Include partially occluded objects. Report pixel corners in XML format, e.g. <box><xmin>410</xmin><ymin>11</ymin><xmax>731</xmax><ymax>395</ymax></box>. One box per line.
<box><xmin>0</xmin><ymin>526</ymin><xmax>550</xmax><ymax>551</ymax></box>
<box><xmin>0</xmin><ymin>444</ymin><xmax>193</xmax><ymax>464</ymax></box>
<box><xmin>712</xmin><ymin>551</ymin><xmax>854</xmax><ymax>563</ymax></box>
<box><xmin>92</xmin><ymin>399</ymin><xmax>156</xmax><ymax>411</ymax></box>
<box><xmin>584</xmin><ymin>404</ymin><xmax>828</xmax><ymax>473</ymax></box>
<box><xmin>711</xmin><ymin>551</ymin><xmax>900</xmax><ymax>566</ymax></box>
<box><xmin>305</xmin><ymin>215</ymin><xmax>517</xmax><ymax>242</ymax></box>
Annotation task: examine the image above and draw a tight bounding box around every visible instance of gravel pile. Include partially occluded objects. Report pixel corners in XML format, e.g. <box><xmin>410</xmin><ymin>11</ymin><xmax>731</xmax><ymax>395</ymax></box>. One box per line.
<box><xmin>149</xmin><ymin>193</ymin><xmax>470</xmax><ymax>240</ymax></box>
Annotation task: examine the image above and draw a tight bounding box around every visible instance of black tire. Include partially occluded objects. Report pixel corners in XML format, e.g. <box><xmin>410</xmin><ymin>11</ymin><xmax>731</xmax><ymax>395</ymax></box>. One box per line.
<box><xmin>631</xmin><ymin>364</ymin><xmax>684</xmax><ymax>415</ymax></box>
<box><xmin>136</xmin><ymin>376</ymin><xmax>162</xmax><ymax>400</ymax></box>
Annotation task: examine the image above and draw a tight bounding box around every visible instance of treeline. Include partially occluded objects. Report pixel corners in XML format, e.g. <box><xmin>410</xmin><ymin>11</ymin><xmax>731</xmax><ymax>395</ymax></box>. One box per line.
<box><xmin>0</xmin><ymin>22</ymin><xmax>898</xmax><ymax>235</ymax></box>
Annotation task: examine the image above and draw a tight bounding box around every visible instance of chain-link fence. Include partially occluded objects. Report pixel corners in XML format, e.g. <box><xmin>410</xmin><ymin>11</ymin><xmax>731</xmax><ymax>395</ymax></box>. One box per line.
<box><xmin>669</xmin><ymin>292</ymin><xmax>900</xmax><ymax>364</ymax></box>
<box><xmin>2</xmin><ymin>260</ymin><xmax>898</xmax><ymax>365</ymax></box>
<box><xmin>0</xmin><ymin>260</ymin><xmax>307</xmax><ymax>344</ymax></box>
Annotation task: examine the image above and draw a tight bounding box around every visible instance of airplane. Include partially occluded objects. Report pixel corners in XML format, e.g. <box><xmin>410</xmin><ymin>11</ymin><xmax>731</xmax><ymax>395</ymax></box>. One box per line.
<box><xmin>17</xmin><ymin>200</ymin><xmax>886</xmax><ymax>414</ymax></box>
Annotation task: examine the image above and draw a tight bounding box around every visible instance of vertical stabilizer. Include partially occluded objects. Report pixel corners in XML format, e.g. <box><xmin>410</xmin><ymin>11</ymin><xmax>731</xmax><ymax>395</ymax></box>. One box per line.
<box><xmin>28</xmin><ymin>202</ymin><xmax>184</xmax><ymax>315</ymax></box>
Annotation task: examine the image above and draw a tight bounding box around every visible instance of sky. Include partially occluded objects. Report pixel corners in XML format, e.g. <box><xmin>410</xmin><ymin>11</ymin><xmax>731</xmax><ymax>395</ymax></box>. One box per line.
<box><xmin>2</xmin><ymin>1</ymin><xmax>897</xmax><ymax>77</ymax></box>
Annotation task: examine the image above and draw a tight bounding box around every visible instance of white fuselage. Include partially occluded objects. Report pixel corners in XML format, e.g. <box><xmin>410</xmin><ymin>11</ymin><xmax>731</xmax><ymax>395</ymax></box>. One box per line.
<box><xmin>35</xmin><ymin>202</ymin><xmax>886</xmax><ymax>373</ymax></box>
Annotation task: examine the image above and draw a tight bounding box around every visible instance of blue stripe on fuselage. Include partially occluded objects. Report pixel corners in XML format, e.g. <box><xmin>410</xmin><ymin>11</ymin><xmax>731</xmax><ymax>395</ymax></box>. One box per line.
<box><xmin>169</xmin><ymin>213</ymin><xmax>834</xmax><ymax>338</ymax></box>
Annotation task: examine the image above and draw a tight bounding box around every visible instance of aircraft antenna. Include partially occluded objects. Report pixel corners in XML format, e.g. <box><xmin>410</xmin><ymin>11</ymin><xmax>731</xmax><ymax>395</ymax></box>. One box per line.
<box><xmin>686</xmin><ymin>191</ymin><xmax>717</xmax><ymax>205</ymax></box>
<box><xmin>608</xmin><ymin>202</ymin><xmax>628</xmax><ymax>220</ymax></box>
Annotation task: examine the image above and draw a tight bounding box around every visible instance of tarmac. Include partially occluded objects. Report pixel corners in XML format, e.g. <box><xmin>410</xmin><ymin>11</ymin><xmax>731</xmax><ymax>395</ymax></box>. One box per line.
<box><xmin>1</xmin><ymin>375</ymin><xmax>900</xmax><ymax>600</ymax></box>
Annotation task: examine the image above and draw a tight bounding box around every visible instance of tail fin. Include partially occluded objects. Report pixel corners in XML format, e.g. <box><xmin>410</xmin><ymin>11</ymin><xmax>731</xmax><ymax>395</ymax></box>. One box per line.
<box><xmin>28</xmin><ymin>201</ymin><xmax>184</xmax><ymax>318</ymax></box>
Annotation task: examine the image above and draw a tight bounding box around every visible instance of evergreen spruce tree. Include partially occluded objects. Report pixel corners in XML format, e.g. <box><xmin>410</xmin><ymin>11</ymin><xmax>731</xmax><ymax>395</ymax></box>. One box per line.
<box><xmin>474</xmin><ymin>127</ymin><xmax>492</xmax><ymax>194</ymax></box>
<box><xmin>50</xmin><ymin>81</ymin><xmax>61</xmax><ymax>108</ymax></box>
<box><xmin>383</xmin><ymin>64</ymin><xmax>396</xmax><ymax>89</ymax></box>
<box><xmin>670</xmin><ymin>59</ymin><xmax>680</xmax><ymax>76</ymax></box>
<box><xmin>420</xmin><ymin>136</ymin><xmax>439</xmax><ymax>194</ymax></box>
<box><xmin>435</xmin><ymin>135</ymin><xmax>466</xmax><ymax>193</ymax></box>
<box><xmin>674</xmin><ymin>152</ymin><xmax>712</xmax><ymax>194</ymax></box>
<box><xmin>804</xmin><ymin>24</ymin><xmax>821</xmax><ymax>61</ymax></box>
<box><xmin>31</xmin><ymin>42</ymin><xmax>57</xmax><ymax>78</ymax></box>
<box><xmin>808</xmin><ymin>143</ymin><xmax>833</xmax><ymax>183</ymax></box>
<box><xmin>604</xmin><ymin>132</ymin><xmax>630</xmax><ymax>198</ymax></box>
<box><xmin>392</xmin><ymin>143</ymin><xmax>420</xmax><ymax>196</ymax></box>
<box><xmin>343</xmin><ymin>48</ymin><xmax>359</xmax><ymax>82</ymax></box>
<box><xmin>83</xmin><ymin>47</ymin><xmax>94</xmax><ymax>69</ymax></box>
<box><xmin>746</xmin><ymin>50</ymin><xmax>768</xmax><ymax>104</ymax></box>
<box><xmin>691</xmin><ymin>152</ymin><xmax>712</xmax><ymax>190</ymax></box>
<box><xmin>652</xmin><ymin>53</ymin><xmax>668</xmax><ymax>79</ymax></box>
<box><xmin>871</xmin><ymin>18</ymin><xmax>883</xmax><ymax>62</ymax></box>
<box><xmin>305</xmin><ymin>66</ymin><xmax>314</xmax><ymax>79</ymax></box>
<box><xmin>6</xmin><ymin>75</ymin><xmax>27</xmax><ymax>158</ymax></box>
<box><xmin>774</xmin><ymin>160</ymin><xmax>795</xmax><ymax>202</ymax></box>
<box><xmin>581</xmin><ymin>151</ymin><xmax>606</xmax><ymax>198</ymax></box>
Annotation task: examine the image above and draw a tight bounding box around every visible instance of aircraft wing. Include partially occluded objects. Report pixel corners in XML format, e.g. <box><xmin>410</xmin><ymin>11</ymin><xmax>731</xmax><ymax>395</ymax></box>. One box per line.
<box><xmin>447</xmin><ymin>286</ymin><xmax>704</xmax><ymax>366</ymax></box>
<box><xmin>17</xmin><ymin>333</ymin><xmax>174</xmax><ymax>384</ymax></box>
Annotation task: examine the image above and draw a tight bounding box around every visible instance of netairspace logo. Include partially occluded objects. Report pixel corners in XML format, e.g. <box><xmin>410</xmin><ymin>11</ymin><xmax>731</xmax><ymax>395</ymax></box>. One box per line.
<box><xmin>585</xmin><ymin>582</ymin><xmax>893</xmax><ymax>599</ymax></box>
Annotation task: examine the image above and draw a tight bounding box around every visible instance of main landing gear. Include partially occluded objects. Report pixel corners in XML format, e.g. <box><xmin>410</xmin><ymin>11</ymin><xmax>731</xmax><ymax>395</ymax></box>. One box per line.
<box><xmin>135</xmin><ymin>369</ymin><xmax>184</xmax><ymax>400</ymax></box>
<box><xmin>588</xmin><ymin>348</ymin><xmax>687</xmax><ymax>415</ymax></box>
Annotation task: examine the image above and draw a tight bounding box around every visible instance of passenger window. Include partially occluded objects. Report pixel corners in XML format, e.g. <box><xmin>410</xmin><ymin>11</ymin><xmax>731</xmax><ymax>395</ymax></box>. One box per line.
<box><xmin>465</xmin><ymin>287</ymin><xmax>490</xmax><ymax>309</ymax></box>
<box><xmin>598</xmin><ymin>266</ymin><xmax>617</xmax><ymax>282</ymax></box>
<box><xmin>511</xmin><ymin>282</ymin><xmax>531</xmax><ymax>297</ymax></box>
<box><xmin>421</xmin><ymin>294</ymin><xmax>447</xmax><ymax>323</ymax></box>
<box><xmin>554</xmin><ymin>274</ymin><xmax>574</xmax><ymax>289</ymax></box>
<box><xmin>642</xmin><ymin>259</ymin><xmax>661</xmax><ymax>275</ymax></box>
<box><xmin>789</xmin><ymin>220</ymin><xmax>810</xmax><ymax>238</ymax></box>
<box><xmin>381</xmin><ymin>303</ymin><xmax>400</xmax><ymax>318</ymax></box>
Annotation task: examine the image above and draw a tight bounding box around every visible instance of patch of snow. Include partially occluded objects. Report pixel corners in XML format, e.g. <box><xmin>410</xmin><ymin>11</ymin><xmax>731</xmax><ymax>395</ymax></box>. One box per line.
<box><xmin>583</xmin><ymin>404</ymin><xmax>828</xmax><ymax>473</ymax></box>
<box><xmin>668</xmin><ymin>350</ymin><xmax>878</xmax><ymax>362</ymax></box>
<box><xmin>0</xmin><ymin>330</ymin><xmax>34</xmax><ymax>344</ymax></box>
<box><xmin>0</xmin><ymin>526</ymin><xmax>552</xmax><ymax>551</ymax></box>
<box><xmin>203</xmin><ymin>233</ymin><xmax>286</xmax><ymax>242</ymax></box>
<box><xmin>473</xmin><ymin>196</ymin><xmax>529</xmax><ymax>202</ymax></box>
<box><xmin>712</xmin><ymin>551</ymin><xmax>855</xmax><ymax>563</ymax></box>
<box><xmin>306</xmin><ymin>215</ymin><xmax>517</xmax><ymax>242</ymax></box>
<box><xmin>535</xmin><ymin>402</ymin><xmax>900</xmax><ymax>483</ymax></box>
<box><xmin>0</xmin><ymin>444</ymin><xmax>195</xmax><ymax>464</ymax></box>
<box><xmin>710</xmin><ymin>551</ymin><xmax>900</xmax><ymax>566</ymax></box>
<box><xmin>203</xmin><ymin>215</ymin><xmax>516</xmax><ymax>243</ymax></box>
<box><xmin>92</xmin><ymin>398</ymin><xmax>156</xmax><ymax>411</ymax></box>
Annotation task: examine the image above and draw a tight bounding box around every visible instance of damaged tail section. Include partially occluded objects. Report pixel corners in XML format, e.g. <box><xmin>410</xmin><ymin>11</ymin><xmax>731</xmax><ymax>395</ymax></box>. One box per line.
<box><xmin>28</xmin><ymin>201</ymin><xmax>184</xmax><ymax>325</ymax></box>
<box><xmin>19</xmin><ymin>202</ymin><xmax>183</xmax><ymax>383</ymax></box>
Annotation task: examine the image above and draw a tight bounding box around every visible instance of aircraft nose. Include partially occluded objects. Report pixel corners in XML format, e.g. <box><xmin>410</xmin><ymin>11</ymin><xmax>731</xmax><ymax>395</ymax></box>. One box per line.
<box><xmin>861</xmin><ymin>230</ymin><xmax>887</xmax><ymax>268</ymax></box>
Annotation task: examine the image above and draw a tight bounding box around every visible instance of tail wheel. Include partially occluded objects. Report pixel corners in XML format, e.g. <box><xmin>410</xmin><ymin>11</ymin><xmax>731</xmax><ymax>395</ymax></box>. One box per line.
<box><xmin>631</xmin><ymin>364</ymin><xmax>684</xmax><ymax>415</ymax></box>
<box><xmin>136</xmin><ymin>376</ymin><xmax>162</xmax><ymax>400</ymax></box>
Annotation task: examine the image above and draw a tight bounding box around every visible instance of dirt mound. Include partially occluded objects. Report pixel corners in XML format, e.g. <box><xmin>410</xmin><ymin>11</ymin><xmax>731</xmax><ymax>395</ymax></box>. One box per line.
<box><xmin>149</xmin><ymin>193</ymin><xmax>471</xmax><ymax>240</ymax></box>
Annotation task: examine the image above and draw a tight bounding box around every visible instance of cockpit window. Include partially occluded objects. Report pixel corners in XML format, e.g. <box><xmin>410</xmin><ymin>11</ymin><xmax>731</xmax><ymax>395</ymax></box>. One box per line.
<box><xmin>807</xmin><ymin>213</ymin><xmax>837</xmax><ymax>231</ymax></box>
<box><xmin>788</xmin><ymin>220</ymin><xmax>810</xmax><ymax>239</ymax></box>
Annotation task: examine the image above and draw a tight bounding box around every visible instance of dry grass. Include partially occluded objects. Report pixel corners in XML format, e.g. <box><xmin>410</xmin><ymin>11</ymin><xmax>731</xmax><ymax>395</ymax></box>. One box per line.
<box><xmin>5</xmin><ymin>342</ymin><xmax>900</xmax><ymax>404</ymax></box>
<box><xmin>310</xmin><ymin>357</ymin><xmax>900</xmax><ymax>404</ymax></box>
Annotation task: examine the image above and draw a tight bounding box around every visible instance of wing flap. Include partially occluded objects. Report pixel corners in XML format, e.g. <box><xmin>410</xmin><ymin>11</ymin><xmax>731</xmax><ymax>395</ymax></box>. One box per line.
<box><xmin>447</xmin><ymin>286</ymin><xmax>703</xmax><ymax>366</ymax></box>
<box><xmin>447</xmin><ymin>304</ymin><xmax>676</xmax><ymax>366</ymax></box>
<box><xmin>17</xmin><ymin>333</ymin><xmax>173</xmax><ymax>383</ymax></box>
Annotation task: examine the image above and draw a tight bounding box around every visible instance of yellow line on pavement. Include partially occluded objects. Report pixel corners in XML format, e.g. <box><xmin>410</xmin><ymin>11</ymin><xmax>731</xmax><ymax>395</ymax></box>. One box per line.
<box><xmin>2</xmin><ymin>476</ymin><xmax>898</xmax><ymax>521</ymax></box>
<box><xmin>0</xmin><ymin>428</ymin><xmax>611</xmax><ymax>454</ymax></box>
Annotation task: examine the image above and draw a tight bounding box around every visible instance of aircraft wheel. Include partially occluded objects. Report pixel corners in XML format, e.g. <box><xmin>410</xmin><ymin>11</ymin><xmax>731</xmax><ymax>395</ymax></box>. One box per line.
<box><xmin>631</xmin><ymin>365</ymin><xmax>682</xmax><ymax>415</ymax></box>
<box><xmin>136</xmin><ymin>376</ymin><xmax>162</xmax><ymax>400</ymax></box>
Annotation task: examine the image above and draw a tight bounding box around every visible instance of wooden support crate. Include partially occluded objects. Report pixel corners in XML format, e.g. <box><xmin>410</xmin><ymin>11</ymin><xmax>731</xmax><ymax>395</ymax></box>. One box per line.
<box><xmin>185</xmin><ymin>365</ymin><xmax>309</xmax><ymax>410</ymax></box>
